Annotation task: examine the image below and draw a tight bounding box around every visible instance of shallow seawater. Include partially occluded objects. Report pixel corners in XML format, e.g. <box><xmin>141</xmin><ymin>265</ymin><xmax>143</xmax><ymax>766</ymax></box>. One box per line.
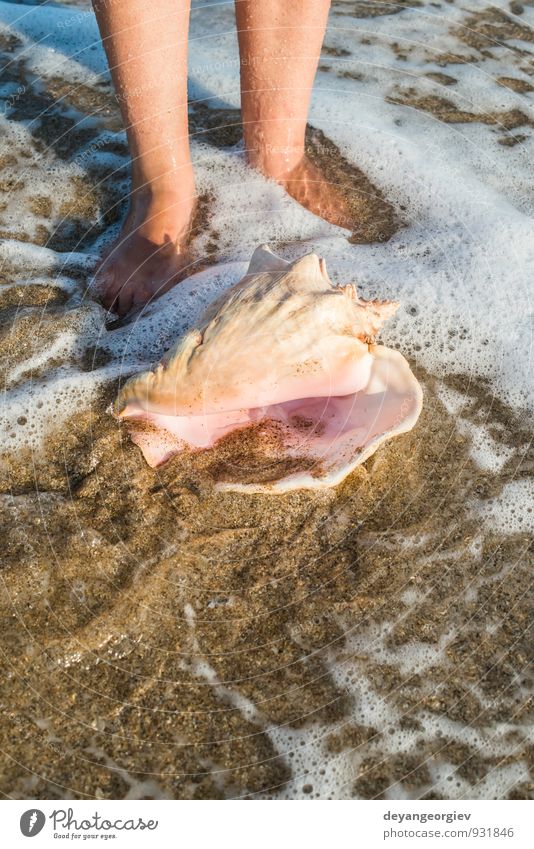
<box><xmin>0</xmin><ymin>0</ymin><xmax>533</xmax><ymax>799</ymax></box>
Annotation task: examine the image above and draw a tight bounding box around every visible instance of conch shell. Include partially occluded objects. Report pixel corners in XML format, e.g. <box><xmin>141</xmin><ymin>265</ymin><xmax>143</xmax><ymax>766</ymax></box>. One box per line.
<box><xmin>114</xmin><ymin>245</ymin><xmax>422</xmax><ymax>492</ymax></box>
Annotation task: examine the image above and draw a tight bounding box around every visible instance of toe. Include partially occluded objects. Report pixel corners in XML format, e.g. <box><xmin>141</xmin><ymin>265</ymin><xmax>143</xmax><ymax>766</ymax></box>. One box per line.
<box><xmin>90</xmin><ymin>266</ymin><xmax>111</xmax><ymax>297</ymax></box>
<box><xmin>115</xmin><ymin>283</ymin><xmax>135</xmax><ymax>317</ymax></box>
<box><xmin>131</xmin><ymin>286</ymin><xmax>152</xmax><ymax>310</ymax></box>
<box><xmin>99</xmin><ymin>275</ymin><xmax>121</xmax><ymax>311</ymax></box>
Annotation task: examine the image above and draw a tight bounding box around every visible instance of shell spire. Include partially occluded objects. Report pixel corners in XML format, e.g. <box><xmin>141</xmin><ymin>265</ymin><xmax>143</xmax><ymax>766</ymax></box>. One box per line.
<box><xmin>341</xmin><ymin>283</ymin><xmax>399</xmax><ymax>343</ymax></box>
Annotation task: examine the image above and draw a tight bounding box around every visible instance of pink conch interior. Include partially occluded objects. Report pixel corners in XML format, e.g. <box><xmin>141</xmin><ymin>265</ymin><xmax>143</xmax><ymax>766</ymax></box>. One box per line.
<box><xmin>120</xmin><ymin>346</ymin><xmax>422</xmax><ymax>490</ymax></box>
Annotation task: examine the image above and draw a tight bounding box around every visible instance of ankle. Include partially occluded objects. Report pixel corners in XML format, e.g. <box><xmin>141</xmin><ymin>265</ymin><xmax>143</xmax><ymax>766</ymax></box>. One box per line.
<box><xmin>129</xmin><ymin>176</ymin><xmax>196</xmax><ymax>219</ymax></box>
<box><xmin>243</xmin><ymin>124</ymin><xmax>305</xmax><ymax>181</ymax></box>
<box><xmin>131</xmin><ymin>157</ymin><xmax>195</xmax><ymax>198</ymax></box>
<box><xmin>125</xmin><ymin>182</ymin><xmax>197</xmax><ymax>246</ymax></box>
<box><xmin>248</xmin><ymin>148</ymin><xmax>305</xmax><ymax>182</ymax></box>
<box><xmin>132</xmin><ymin>176</ymin><xmax>195</xmax><ymax>204</ymax></box>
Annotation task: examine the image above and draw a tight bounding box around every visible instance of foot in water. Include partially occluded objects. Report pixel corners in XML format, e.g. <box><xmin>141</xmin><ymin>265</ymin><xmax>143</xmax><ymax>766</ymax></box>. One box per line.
<box><xmin>277</xmin><ymin>154</ymin><xmax>354</xmax><ymax>231</ymax></box>
<box><xmin>92</xmin><ymin>187</ymin><xmax>197</xmax><ymax>317</ymax></box>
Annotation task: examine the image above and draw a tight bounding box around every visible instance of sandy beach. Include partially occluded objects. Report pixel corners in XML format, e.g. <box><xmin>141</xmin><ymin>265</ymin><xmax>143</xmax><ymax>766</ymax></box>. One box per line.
<box><xmin>1</xmin><ymin>0</ymin><xmax>533</xmax><ymax>799</ymax></box>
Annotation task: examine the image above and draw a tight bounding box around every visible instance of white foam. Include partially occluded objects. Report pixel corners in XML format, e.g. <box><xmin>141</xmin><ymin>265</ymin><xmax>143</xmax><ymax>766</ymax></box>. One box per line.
<box><xmin>479</xmin><ymin>479</ymin><xmax>534</xmax><ymax>535</ymax></box>
<box><xmin>435</xmin><ymin>386</ymin><xmax>516</xmax><ymax>473</ymax></box>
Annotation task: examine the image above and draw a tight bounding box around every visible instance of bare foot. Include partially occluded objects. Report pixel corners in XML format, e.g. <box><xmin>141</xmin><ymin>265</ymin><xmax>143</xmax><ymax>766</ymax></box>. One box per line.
<box><xmin>92</xmin><ymin>187</ymin><xmax>197</xmax><ymax>316</ymax></box>
<box><xmin>278</xmin><ymin>155</ymin><xmax>354</xmax><ymax>230</ymax></box>
<box><xmin>249</xmin><ymin>147</ymin><xmax>355</xmax><ymax>230</ymax></box>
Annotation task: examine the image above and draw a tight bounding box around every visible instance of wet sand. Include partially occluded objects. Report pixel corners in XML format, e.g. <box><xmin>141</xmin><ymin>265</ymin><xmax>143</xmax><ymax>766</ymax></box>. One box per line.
<box><xmin>2</xmin><ymin>366</ymin><xmax>533</xmax><ymax>799</ymax></box>
<box><xmin>1</xmin><ymin>0</ymin><xmax>533</xmax><ymax>799</ymax></box>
